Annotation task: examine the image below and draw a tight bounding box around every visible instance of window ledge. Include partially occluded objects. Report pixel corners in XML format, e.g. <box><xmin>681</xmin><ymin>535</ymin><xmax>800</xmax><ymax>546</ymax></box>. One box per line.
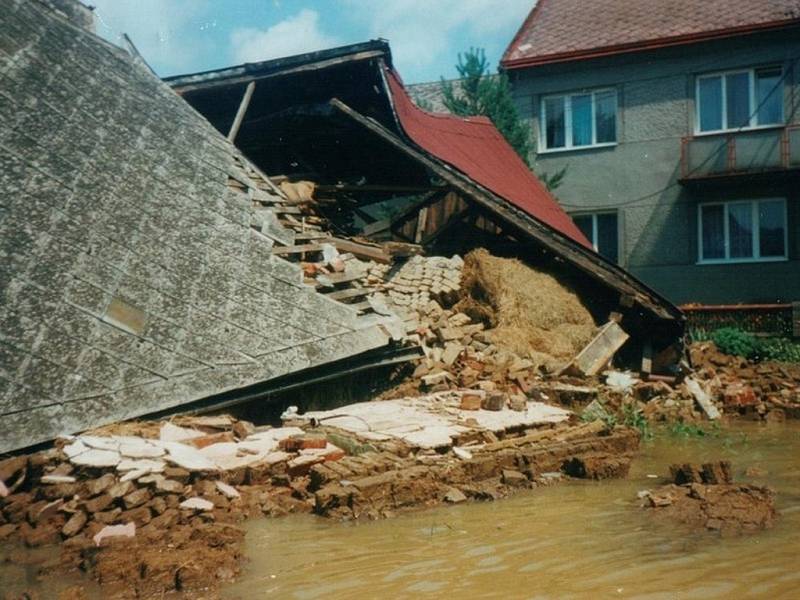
<box><xmin>537</xmin><ymin>142</ymin><xmax>617</xmax><ymax>155</ymax></box>
<box><xmin>693</xmin><ymin>123</ymin><xmax>785</xmax><ymax>137</ymax></box>
<box><xmin>696</xmin><ymin>256</ymin><xmax>788</xmax><ymax>266</ymax></box>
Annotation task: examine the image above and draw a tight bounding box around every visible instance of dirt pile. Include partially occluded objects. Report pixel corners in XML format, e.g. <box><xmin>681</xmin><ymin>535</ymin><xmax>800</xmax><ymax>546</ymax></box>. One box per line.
<box><xmin>455</xmin><ymin>249</ymin><xmax>597</xmax><ymax>362</ymax></box>
<box><xmin>640</xmin><ymin>461</ymin><xmax>778</xmax><ymax>534</ymax></box>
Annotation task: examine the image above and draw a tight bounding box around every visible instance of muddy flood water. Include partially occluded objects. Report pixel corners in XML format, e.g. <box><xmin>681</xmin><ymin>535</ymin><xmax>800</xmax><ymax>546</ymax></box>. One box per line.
<box><xmin>2</xmin><ymin>422</ymin><xmax>798</xmax><ymax>599</ymax></box>
<box><xmin>225</xmin><ymin>422</ymin><xmax>800</xmax><ymax>599</ymax></box>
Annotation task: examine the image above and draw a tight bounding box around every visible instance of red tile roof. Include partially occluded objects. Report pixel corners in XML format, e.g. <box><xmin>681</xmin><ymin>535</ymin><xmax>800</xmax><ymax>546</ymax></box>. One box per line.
<box><xmin>384</xmin><ymin>68</ymin><xmax>592</xmax><ymax>249</ymax></box>
<box><xmin>503</xmin><ymin>0</ymin><xmax>800</xmax><ymax>68</ymax></box>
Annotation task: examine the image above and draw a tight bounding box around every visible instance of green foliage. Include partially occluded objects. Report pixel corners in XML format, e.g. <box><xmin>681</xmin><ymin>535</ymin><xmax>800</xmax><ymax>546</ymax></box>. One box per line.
<box><xmin>711</xmin><ymin>327</ymin><xmax>760</xmax><ymax>359</ymax></box>
<box><xmin>667</xmin><ymin>420</ymin><xmax>720</xmax><ymax>438</ymax></box>
<box><xmin>757</xmin><ymin>337</ymin><xmax>800</xmax><ymax>362</ymax></box>
<box><xmin>539</xmin><ymin>165</ymin><xmax>568</xmax><ymax>191</ymax></box>
<box><xmin>440</xmin><ymin>48</ymin><xmax>532</xmax><ymax>164</ymax></box>
<box><xmin>621</xmin><ymin>402</ymin><xmax>652</xmax><ymax>440</ymax></box>
<box><xmin>707</xmin><ymin>327</ymin><xmax>800</xmax><ymax>363</ymax></box>
<box><xmin>687</xmin><ymin>326</ymin><xmax>711</xmax><ymax>343</ymax></box>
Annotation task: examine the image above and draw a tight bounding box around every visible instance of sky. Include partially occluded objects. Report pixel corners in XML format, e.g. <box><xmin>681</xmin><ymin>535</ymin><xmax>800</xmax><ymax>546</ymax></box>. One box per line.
<box><xmin>83</xmin><ymin>0</ymin><xmax>534</xmax><ymax>83</ymax></box>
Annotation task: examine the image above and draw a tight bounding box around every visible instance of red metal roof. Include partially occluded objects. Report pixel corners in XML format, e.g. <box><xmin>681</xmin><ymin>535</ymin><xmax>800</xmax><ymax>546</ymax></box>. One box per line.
<box><xmin>503</xmin><ymin>0</ymin><xmax>800</xmax><ymax>68</ymax></box>
<box><xmin>384</xmin><ymin>68</ymin><xmax>591</xmax><ymax>249</ymax></box>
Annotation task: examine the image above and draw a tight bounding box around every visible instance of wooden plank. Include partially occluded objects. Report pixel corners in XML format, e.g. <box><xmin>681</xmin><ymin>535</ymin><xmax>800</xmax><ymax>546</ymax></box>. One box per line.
<box><xmin>362</xmin><ymin>218</ymin><xmax>391</xmax><ymax>237</ymax></box>
<box><xmin>566</xmin><ymin>320</ymin><xmax>630</xmax><ymax>377</ymax></box>
<box><xmin>324</xmin><ymin>237</ymin><xmax>392</xmax><ymax>264</ymax></box>
<box><xmin>414</xmin><ymin>206</ymin><xmax>428</xmax><ymax>244</ymax></box>
<box><xmin>271</xmin><ymin>243</ymin><xmax>323</xmax><ymax>255</ymax></box>
<box><xmin>315</xmin><ymin>184</ymin><xmax>439</xmax><ymax>194</ymax></box>
<box><xmin>641</xmin><ymin>340</ymin><xmax>653</xmax><ymax>376</ymax></box>
<box><xmin>324</xmin><ymin>287</ymin><xmax>371</xmax><ymax>301</ymax></box>
<box><xmin>273</xmin><ymin>205</ymin><xmax>303</xmax><ymax>214</ymax></box>
<box><xmin>320</xmin><ymin>271</ymin><xmax>364</xmax><ymax>286</ymax></box>
<box><xmin>295</xmin><ymin>231</ymin><xmax>328</xmax><ymax>241</ymax></box>
<box><xmin>685</xmin><ymin>377</ymin><xmax>721</xmax><ymax>420</ymax></box>
<box><xmin>227</xmin><ymin>81</ymin><xmax>255</xmax><ymax>142</ymax></box>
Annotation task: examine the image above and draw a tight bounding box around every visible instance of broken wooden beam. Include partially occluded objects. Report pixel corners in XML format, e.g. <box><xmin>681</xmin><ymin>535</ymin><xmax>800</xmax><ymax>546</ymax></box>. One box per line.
<box><xmin>271</xmin><ymin>243</ymin><xmax>323</xmax><ymax>255</ymax></box>
<box><xmin>324</xmin><ymin>237</ymin><xmax>392</xmax><ymax>264</ymax></box>
<box><xmin>324</xmin><ymin>287</ymin><xmax>371</xmax><ymax>302</ymax></box>
<box><xmin>563</xmin><ymin>320</ymin><xmax>630</xmax><ymax>377</ymax></box>
<box><xmin>227</xmin><ymin>81</ymin><xmax>255</xmax><ymax>143</ymax></box>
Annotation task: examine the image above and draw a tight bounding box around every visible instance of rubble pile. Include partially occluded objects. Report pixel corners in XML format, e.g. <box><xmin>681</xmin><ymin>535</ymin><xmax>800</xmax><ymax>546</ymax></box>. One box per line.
<box><xmin>0</xmin><ymin>395</ymin><xmax>640</xmax><ymax>594</ymax></box>
<box><xmin>689</xmin><ymin>341</ymin><xmax>800</xmax><ymax>420</ymax></box>
<box><xmin>640</xmin><ymin>461</ymin><xmax>778</xmax><ymax>534</ymax></box>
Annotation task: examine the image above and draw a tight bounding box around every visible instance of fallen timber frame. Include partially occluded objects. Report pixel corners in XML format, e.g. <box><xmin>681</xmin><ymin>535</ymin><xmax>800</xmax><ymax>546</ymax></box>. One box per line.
<box><xmin>328</xmin><ymin>96</ymin><xmax>683</xmax><ymax>326</ymax></box>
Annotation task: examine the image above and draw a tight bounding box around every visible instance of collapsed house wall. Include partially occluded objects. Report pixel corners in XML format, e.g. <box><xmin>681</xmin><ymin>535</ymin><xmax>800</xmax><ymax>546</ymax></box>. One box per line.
<box><xmin>0</xmin><ymin>1</ymin><xmax>398</xmax><ymax>453</ymax></box>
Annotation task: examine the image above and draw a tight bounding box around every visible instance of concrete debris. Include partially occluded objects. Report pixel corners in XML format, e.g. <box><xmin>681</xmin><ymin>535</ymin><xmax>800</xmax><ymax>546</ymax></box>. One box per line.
<box><xmin>93</xmin><ymin>522</ymin><xmax>136</xmax><ymax>546</ymax></box>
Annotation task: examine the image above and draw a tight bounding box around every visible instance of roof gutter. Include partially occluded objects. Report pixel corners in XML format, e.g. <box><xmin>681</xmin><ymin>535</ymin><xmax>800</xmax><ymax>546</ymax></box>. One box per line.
<box><xmin>501</xmin><ymin>19</ymin><xmax>800</xmax><ymax>70</ymax></box>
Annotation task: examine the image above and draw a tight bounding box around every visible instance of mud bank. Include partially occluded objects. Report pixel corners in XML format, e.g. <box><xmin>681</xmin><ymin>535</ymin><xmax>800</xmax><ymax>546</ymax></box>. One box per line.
<box><xmin>640</xmin><ymin>461</ymin><xmax>778</xmax><ymax>535</ymax></box>
<box><xmin>0</xmin><ymin>398</ymin><xmax>638</xmax><ymax>597</ymax></box>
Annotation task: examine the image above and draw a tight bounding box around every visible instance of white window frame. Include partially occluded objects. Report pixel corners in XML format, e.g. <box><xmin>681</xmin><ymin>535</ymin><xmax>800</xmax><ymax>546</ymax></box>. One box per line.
<box><xmin>695</xmin><ymin>66</ymin><xmax>784</xmax><ymax>135</ymax></box>
<box><xmin>572</xmin><ymin>211</ymin><xmax>619</xmax><ymax>262</ymax></box>
<box><xmin>539</xmin><ymin>88</ymin><xmax>618</xmax><ymax>153</ymax></box>
<box><xmin>697</xmin><ymin>198</ymin><xmax>788</xmax><ymax>265</ymax></box>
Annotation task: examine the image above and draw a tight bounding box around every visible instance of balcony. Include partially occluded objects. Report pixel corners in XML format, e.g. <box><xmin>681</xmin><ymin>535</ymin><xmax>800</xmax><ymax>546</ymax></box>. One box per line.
<box><xmin>680</xmin><ymin>125</ymin><xmax>800</xmax><ymax>183</ymax></box>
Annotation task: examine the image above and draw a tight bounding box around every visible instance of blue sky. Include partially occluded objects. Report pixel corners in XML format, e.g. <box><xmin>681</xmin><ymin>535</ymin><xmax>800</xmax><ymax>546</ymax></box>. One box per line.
<box><xmin>84</xmin><ymin>1</ymin><xmax>533</xmax><ymax>83</ymax></box>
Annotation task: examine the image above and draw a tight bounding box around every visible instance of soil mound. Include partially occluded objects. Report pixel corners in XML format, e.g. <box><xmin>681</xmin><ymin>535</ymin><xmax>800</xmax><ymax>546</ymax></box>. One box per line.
<box><xmin>641</xmin><ymin>461</ymin><xmax>777</xmax><ymax>534</ymax></box>
<box><xmin>455</xmin><ymin>249</ymin><xmax>597</xmax><ymax>362</ymax></box>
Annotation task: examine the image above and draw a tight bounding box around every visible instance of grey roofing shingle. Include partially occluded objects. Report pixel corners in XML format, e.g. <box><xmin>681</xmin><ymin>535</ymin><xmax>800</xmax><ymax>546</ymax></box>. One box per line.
<box><xmin>0</xmin><ymin>0</ymin><xmax>391</xmax><ymax>452</ymax></box>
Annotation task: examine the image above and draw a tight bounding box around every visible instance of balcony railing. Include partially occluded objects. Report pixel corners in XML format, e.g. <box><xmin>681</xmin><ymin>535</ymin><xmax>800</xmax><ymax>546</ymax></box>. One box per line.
<box><xmin>680</xmin><ymin>125</ymin><xmax>800</xmax><ymax>180</ymax></box>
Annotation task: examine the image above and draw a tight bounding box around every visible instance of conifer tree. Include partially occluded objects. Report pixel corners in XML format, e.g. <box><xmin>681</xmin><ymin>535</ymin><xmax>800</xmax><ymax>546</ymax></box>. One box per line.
<box><xmin>440</xmin><ymin>48</ymin><xmax>567</xmax><ymax>190</ymax></box>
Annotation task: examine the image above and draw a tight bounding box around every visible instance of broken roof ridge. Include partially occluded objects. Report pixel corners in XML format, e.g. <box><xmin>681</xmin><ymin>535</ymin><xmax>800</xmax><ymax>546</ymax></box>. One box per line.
<box><xmin>164</xmin><ymin>39</ymin><xmax>392</xmax><ymax>88</ymax></box>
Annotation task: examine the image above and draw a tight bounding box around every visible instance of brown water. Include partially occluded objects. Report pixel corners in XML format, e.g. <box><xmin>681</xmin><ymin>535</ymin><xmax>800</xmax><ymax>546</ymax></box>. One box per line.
<box><xmin>225</xmin><ymin>422</ymin><xmax>800</xmax><ymax>600</ymax></box>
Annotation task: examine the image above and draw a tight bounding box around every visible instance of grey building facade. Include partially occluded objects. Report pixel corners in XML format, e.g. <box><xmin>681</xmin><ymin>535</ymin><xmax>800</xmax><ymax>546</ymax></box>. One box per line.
<box><xmin>503</xmin><ymin>2</ymin><xmax>800</xmax><ymax>305</ymax></box>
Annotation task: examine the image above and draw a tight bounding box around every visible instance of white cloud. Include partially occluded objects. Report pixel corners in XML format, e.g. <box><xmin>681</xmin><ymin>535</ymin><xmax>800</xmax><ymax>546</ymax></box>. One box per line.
<box><xmin>342</xmin><ymin>0</ymin><xmax>533</xmax><ymax>81</ymax></box>
<box><xmin>230</xmin><ymin>9</ymin><xmax>341</xmax><ymax>64</ymax></box>
<box><xmin>87</xmin><ymin>0</ymin><xmax>214</xmax><ymax>74</ymax></box>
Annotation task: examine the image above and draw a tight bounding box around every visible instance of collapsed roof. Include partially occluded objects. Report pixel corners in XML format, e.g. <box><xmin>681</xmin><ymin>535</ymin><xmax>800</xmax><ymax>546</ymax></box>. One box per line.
<box><xmin>0</xmin><ymin>2</ymin><xmax>403</xmax><ymax>452</ymax></box>
<box><xmin>167</xmin><ymin>41</ymin><xmax>684</xmax><ymax>343</ymax></box>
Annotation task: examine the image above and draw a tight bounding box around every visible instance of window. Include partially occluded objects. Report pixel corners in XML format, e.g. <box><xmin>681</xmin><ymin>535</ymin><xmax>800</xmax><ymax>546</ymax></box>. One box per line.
<box><xmin>573</xmin><ymin>212</ymin><xmax>619</xmax><ymax>263</ymax></box>
<box><xmin>541</xmin><ymin>89</ymin><xmax>617</xmax><ymax>151</ymax></box>
<box><xmin>698</xmin><ymin>199</ymin><xmax>787</xmax><ymax>263</ymax></box>
<box><xmin>696</xmin><ymin>67</ymin><xmax>783</xmax><ymax>133</ymax></box>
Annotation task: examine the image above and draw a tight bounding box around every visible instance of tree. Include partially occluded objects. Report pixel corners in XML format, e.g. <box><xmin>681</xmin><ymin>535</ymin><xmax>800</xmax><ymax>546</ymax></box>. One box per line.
<box><xmin>439</xmin><ymin>48</ymin><xmax>566</xmax><ymax>191</ymax></box>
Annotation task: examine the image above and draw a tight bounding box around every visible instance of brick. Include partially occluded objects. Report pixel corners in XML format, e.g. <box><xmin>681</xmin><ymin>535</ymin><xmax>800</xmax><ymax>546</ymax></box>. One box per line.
<box><xmin>84</xmin><ymin>494</ymin><xmax>114</xmax><ymax>514</ymax></box>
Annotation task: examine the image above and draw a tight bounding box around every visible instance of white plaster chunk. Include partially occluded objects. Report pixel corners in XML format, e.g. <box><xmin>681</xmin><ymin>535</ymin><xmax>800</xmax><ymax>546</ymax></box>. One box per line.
<box><xmin>116</xmin><ymin>459</ymin><xmax>165</xmax><ymax>473</ymax></box>
<box><xmin>215</xmin><ymin>481</ymin><xmax>240</xmax><ymax>499</ymax></box>
<box><xmin>119</xmin><ymin>439</ymin><xmax>165</xmax><ymax>458</ymax></box>
<box><xmin>70</xmin><ymin>448</ymin><xmax>121</xmax><ymax>468</ymax></box>
<box><xmin>41</xmin><ymin>475</ymin><xmax>77</xmax><ymax>484</ymax></box>
<box><xmin>63</xmin><ymin>440</ymin><xmax>89</xmax><ymax>459</ymax></box>
<box><xmin>163</xmin><ymin>442</ymin><xmax>218</xmax><ymax>471</ymax></box>
<box><xmin>198</xmin><ymin>442</ymin><xmax>240</xmax><ymax>459</ymax></box>
<box><xmin>180</xmin><ymin>497</ymin><xmax>214</xmax><ymax>511</ymax></box>
<box><xmin>93</xmin><ymin>522</ymin><xmax>136</xmax><ymax>546</ymax></box>
<box><xmin>78</xmin><ymin>436</ymin><xmax>121</xmax><ymax>452</ymax></box>
<box><xmin>120</xmin><ymin>469</ymin><xmax>148</xmax><ymax>482</ymax></box>
<box><xmin>159</xmin><ymin>422</ymin><xmax>205</xmax><ymax>442</ymax></box>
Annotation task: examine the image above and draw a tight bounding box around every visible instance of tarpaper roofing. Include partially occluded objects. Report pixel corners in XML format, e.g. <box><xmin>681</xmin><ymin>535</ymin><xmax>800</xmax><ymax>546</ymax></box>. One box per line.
<box><xmin>503</xmin><ymin>0</ymin><xmax>800</xmax><ymax>68</ymax></box>
<box><xmin>385</xmin><ymin>69</ymin><xmax>591</xmax><ymax>248</ymax></box>
<box><xmin>0</xmin><ymin>0</ymin><xmax>393</xmax><ymax>452</ymax></box>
